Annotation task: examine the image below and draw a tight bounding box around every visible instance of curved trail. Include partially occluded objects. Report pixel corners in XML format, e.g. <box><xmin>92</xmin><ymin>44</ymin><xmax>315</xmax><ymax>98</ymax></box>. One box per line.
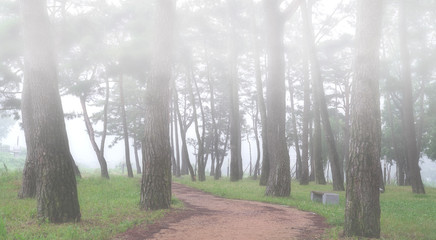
<box><xmin>114</xmin><ymin>183</ymin><xmax>328</xmax><ymax>240</ymax></box>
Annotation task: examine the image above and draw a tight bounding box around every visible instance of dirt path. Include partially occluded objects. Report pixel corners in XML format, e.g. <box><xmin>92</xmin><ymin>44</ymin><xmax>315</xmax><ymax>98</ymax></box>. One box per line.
<box><xmin>114</xmin><ymin>183</ymin><xmax>328</xmax><ymax>240</ymax></box>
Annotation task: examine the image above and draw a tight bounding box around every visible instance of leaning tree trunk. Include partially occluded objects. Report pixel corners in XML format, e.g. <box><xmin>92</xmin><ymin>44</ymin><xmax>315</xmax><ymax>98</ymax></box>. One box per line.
<box><xmin>140</xmin><ymin>0</ymin><xmax>175</xmax><ymax>210</ymax></box>
<box><xmin>80</xmin><ymin>95</ymin><xmax>109</xmax><ymax>179</ymax></box>
<box><xmin>20</xmin><ymin>0</ymin><xmax>81</xmax><ymax>223</ymax></box>
<box><xmin>399</xmin><ymin>0</ymin><xmax>425</xmax><ymax>194</ymax></box>
<box><xmin>264</xmin><ymin>0</ymin><xmax>290</xmax><ymax>197</ymax></box>
<box><xmin>344</xmin><ymin>0</ymin><xmax>383</xmax><ymax>237</ymax></box>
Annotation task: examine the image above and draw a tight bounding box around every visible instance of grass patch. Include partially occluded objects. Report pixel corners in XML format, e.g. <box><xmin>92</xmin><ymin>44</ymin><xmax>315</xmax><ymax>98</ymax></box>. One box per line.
<box><xmin>174</xmin><ymin>176</ymin><xmax>436</xmax><ymax>240</ymax></box>
<box><xmin>0</xmin><ymin>171</ymin><xmax>180</xmax><ymax>240</ymax></box>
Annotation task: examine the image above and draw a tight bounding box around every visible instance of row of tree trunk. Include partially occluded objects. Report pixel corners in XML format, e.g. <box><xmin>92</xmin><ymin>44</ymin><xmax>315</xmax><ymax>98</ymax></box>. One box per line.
<box><xmin>17</xmin><ymin>3</ymin><xmax>427</xmax><ymax>239</ymax></box>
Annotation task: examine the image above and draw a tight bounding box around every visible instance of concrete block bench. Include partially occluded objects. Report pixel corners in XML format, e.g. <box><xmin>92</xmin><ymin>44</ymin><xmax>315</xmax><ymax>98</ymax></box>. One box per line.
<box><xmin>310</xmin><ymin>191</ymin><xmax>339</xmax><ymax>205</ymax></box>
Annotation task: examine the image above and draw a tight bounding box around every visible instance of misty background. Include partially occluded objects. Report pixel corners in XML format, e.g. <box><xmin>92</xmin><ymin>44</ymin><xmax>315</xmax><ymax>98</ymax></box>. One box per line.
<box><xmin>1</xmin><ymin>0</ymin><xmax>436</xmax><ymax>185</ymax></box>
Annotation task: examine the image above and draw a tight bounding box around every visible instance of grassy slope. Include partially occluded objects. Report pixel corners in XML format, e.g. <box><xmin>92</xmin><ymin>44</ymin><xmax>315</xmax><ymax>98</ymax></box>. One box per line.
<box><xmin>175</xmin><ymin>176</ymin><xmax>436</xmax><ymax>240</ymax></box>
<box><xmin>0</xmin><ymin>172</ymin><xmax>181</xmax><ymax>240</ymax></box>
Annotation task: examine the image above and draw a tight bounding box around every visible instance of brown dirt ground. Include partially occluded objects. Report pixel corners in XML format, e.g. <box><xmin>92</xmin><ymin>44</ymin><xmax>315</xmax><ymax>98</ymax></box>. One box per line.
<box><xmin>113</xmin><ymin>183</ymin><xmax>329</xmax><ymax>240</ymax></box>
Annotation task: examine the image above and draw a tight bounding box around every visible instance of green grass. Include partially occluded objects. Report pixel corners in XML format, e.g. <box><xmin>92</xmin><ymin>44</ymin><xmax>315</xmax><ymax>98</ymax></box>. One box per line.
<box><xmin>0</xmin><ymin>171</ymin><xmax>181</xmax><ymax>240</ymax></box>
<box><xmin>0</xmin><ymin>151</ymin><xmax>25</xmax><ymax>171</ymax></box>
<box><xmin>174</xmin><ymin>176</ymin><xmax>436</xmax><ymax>240</ymax></box>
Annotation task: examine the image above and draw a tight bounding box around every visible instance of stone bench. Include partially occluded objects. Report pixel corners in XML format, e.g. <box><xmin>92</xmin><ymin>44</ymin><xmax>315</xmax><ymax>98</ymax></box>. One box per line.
<box><xmin>310</xmin><ymin>191</ymin><xmax>339</xmax><ymax>205</ymax></box>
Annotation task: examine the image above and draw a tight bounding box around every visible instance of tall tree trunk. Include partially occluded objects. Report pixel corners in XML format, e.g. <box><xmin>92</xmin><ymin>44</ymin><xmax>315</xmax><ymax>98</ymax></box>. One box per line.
<box><xmin>215</xmin><ymin>126</ymin><xmax>230</xmax><ymax>180</ymax></box>
<box><xmin>173</xmin><ymin>103</ymin><xmax>181</xmax><ymax>177</ymax></box>
<box><xmin>20</xmin><ymin>0</ymin><xmax>81</xmax><ymax>222</ymax></box>
<box><xmin>140</xmin><ymin>0</ymin><xmax>174</xmax><ymax>210</ymax></box>
<box><xmin>313</xmin><ymin>99</ymin><xmax>325</xmax><ymax>184</ymax></box>
<box><xmin>309</xmin><ymin>122</ymin><xmax>316</xmax><ymax>181</ymax></box>
<box><xmin>194</xmin><ymin>74</ymin><xmax>208</xmax><ymax>181</ymax></box>
<box><xmin>173</xmin><ymin>86</ymin><xmax>188</xmax><ymax>176</ymax></box>
<box><xmin>344</xmin><ymin>0</ymin><xmax>383</xmax><ymax>237</ymax></box>
<box><xmin>399</xmin><ymin>0</ymin><xmax>425</xmax><ymax>194</ymax></box>
<box><xmin>119</xmin><ymin>76</ymin><xmax>134</xmax><ymax>178</ymax></box>
<box><xmin>80</xmin><ymin>95</ymin><xmax>109</xmax><ymax>179</ymax></box>
<box><xmin>300</xmin><ymin>50</ymin><xmax>310</xmax><ymax>185</ymax></box>
<box><xmin>187</xmin><ymin>66</ymin><xmax>206</xmax><ymax>182</ymax></box>
<box><xmin>173</xmin><ymin>79</ymin><xmax>196</xmax><ymax>181</ymax></box>
<box><xmin>386</xmin><ymin>94</ymin><xmax>406</xmax><ymax>186</ymax></box>
<box><xmin>343</xmin><ymin>80</ymin><xmax>351</xmax><ymax>183</ymax></box>
<box><xmin>100</xmin><ymin>78</ymin><xmax>110</xmax><ymax>173</ymax></box>
<box><xmin>170</xmin><ymin>97</ymin><xmax>177</xmax><ymax>176</ymax></box>
<box><xmin>416</xmin><ymin>81</ymin><xmax>425</xmax><ymax>156</ymax></box>
<box><xmin>251</xmin><ymin>7</ymin><xmax>270</xmax><ymax>186</ymax></box>
<box><xmin>253</xmin><ymin>100</ymin><xmax>261</xmax><ymax>180</ymax></box>
<box><xmin>207</xmin><ymin>76</ymin><xmax>218</xmax><ymax>178</ymax></box>
<box><xmin>133</xmin><ymin>138</ymin><xmax>141</xmax><ymax>174</ymax></box>
<box><xmin>264</xmin><ymin>0</ymin><xmax>290</xmax><ymax>197</ymax></box>
<box><xmin>287</xmin><ymin>75</ymin><xmax>302</xmax><ymax>180</ymax></box>
<box><xmin>301</xmin><ymin>1</ymin><xmax>325</xmax><ymax>185</ymax></box>
<box><xmin>228</xmin><ymin>0</ymin><xmax>242</xmax><ymax>182</ymax></box>
<box><xmin>301</xmin><ymin>0</ymin><xmax>343</xmax><ymax>190</ymax></box>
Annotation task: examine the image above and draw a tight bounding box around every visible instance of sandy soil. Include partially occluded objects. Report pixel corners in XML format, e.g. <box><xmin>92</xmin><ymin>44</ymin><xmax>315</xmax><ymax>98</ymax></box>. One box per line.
<box><xmin>113</xmin><ymin>183</ymin><xmax>328</xmax><ymax>240</ymax></box>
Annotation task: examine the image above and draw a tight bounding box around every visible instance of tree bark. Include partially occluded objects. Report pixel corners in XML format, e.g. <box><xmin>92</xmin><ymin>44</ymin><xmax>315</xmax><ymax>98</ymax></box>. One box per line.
<box><xmin>264</xmin><ymin>0</ymin><xmax>290</xmax><ymax>197</ymax></box>
<box><xmin>398</xmin><ymin>0</ymin><xmax>425</xmax><ymax>194</ymax></box>
<box><xmin>20</xmin><ymin>0</ymin><xmax>81</xmax><ymax>222</ymax></box>
<box><xmin>119</xmin><ymin>76</ymin><xmax>134</xmax><ymax>178</ymax></box>
<box><xmin>140</xmin><ymin>0</ymin><xmax>174</xmax><ymax>210</ymax></box>
<box><xmin>344</xmin><ymin>0</ymin><xmax>383</xmax><ymax>237</ymax></box>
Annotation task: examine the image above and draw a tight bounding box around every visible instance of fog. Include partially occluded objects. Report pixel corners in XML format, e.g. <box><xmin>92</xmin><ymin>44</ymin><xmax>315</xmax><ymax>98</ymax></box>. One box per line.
<box><xmin>1</xmin><ymin>0</ymin><xmax>436</xmax><ymax>183</ymax></box>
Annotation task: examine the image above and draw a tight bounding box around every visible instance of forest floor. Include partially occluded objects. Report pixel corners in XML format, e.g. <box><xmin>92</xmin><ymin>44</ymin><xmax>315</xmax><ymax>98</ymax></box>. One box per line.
<box><xmin>113</xmin><ymin>183</ymin><xmax>328</xmax><ymax>240</ymax></box>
